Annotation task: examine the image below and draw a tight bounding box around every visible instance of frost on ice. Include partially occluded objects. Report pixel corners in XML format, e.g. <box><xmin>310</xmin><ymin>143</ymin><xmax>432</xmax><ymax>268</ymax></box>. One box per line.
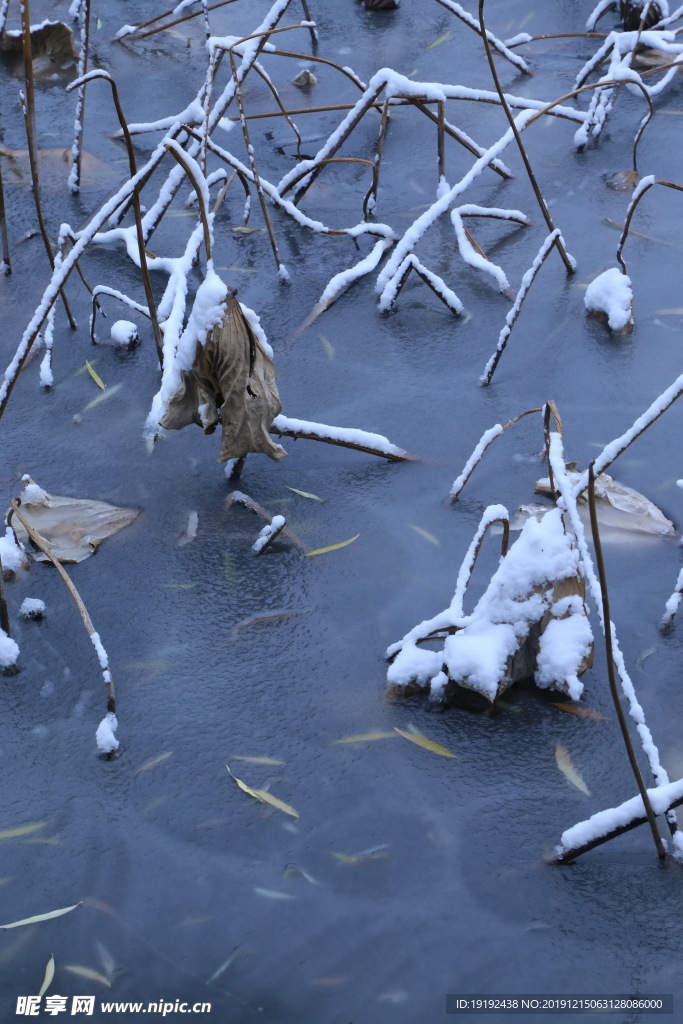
<box><xmin>584</xmin><ymin>267</ymin><xmax>633</xmax><ymax>331</ymax></box>
<box><xmin>387</xmin><ymin>508</ymin><xmax>593</xmax><ymax>703</ymax></box>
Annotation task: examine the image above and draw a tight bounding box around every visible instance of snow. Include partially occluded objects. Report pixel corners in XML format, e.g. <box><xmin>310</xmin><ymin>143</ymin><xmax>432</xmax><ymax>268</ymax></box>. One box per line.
<box><xmin>90</xmin><ymin>632</ymin><xmax>109</xmax><ymax>671</ymax></box>
<box><xmin>20</xmin><ymin>598</ymin><xmax>45</xmax><ymax>620</ymax></box>
<box><xmin>0</xmin><ymin>527</ymin><xmax>25</xmax><ymax>573</ymax></box>
<box><xmin>252</xmin><ymin>515</ymin><xmax>285</xmax><ymax>553</ymax></box>
<box><xmin>272</xmin><ymin>415</ymin><xmax>406</xmax><ymax>457</ymax></box>
<box><xmin>114</xmin><ymin>24</ymin><xmax>137</xmax><ymax>39</ymax></box>
<box><xmin>663</xmin><ymin>566</ymin><xmax>683</xmax><ymax>625</ymax></box>
<box><xmin>96</xmin><ymin>712</ymin><xmax>119</xmax><ymax>753</ymax></box>
<box><xmin>451</xmin><ymin>209</ymin><xmax>509</xmax><ymax>291</ymax></box>
<box><xmin>585</xmin><ymin>268</ymin><xmax>633</xmax><ymax>331</ymax></box>
<box><xmin>0</xmin><ymin>629</ymin><xmax>19</xmax><ymax>669</ymax></box>
<box><xmin>387</xmin><ymin>645</ymin><xmax>443</xmax><ymax>689</ymax></box>
<box><xmin>535</xmin><ymin>605</ymin><xmax>594</xmax><ymax>700</ymax></box>
<box><xmin>449</xmin><ymin>425</ymin><xmax>503</xmax><ymax>499</ymax></box>
<box><xmin>110</xmin><ymin>320</ymin><xmax>139</xmax><ymax>347</ymax></box>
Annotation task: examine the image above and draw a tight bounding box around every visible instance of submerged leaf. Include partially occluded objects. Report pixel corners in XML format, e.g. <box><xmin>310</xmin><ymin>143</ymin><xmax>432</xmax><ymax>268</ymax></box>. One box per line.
<box><xmin>160</xmin><ymin>294</ymin><xmax>287</xmax><ymax>464</ymax></box>
<box><xmin>286</xmin><ymin>487</ymin><xmax>325</xmax><ymax>502</ymax></box>
<box><xmin>11</xmin><ymin>478</ymin><xmax>139</xmax><ymax>564</ymax></box>
<box><xmin>233</xmin><ymin>755</ymin><xmax>286</xmax><ymax>765</ymax></box>
<box><xmin>411</xmin><ymin>525</ymin><xmax>440</xmax><ymax>546</ymax></box>
<box><xmin>333</xmin><ymin>731</ymin><xmax>395</xmax><ymax>744</ymax></box>
<box><xmin>284</xmin><ymin>864</ymin><xmax>321</xmax><ymax>886</ymax></box>
<box><xmin>555</xmin><ymin>745</ymin><xmax>591</xmax><ymax>795</ymax></box>
<box><xmin>551</xmin><ymin>703</ymin><xmax>608</xmax><ymax>721</ymax></box>
<box><xmin>393</xmin><ymin>727</ymin><xmax>456</xmax><ymax>758</ymax></box>
<box><xmin>83</xmin><ymin>382</ymin><xmax>123</xmax><ymax>412</ymax></box>
<box><xmin>226</xmin><ymin>767</ymin><xmax>299</xmax><ymax>818</ymax></box>
<box><xmin>0</xmin><ymin>822</ymin><xmax>48</xmax><ymax>840</ymax></box>
<box><xmin>85</xmin><ymin>360</ymin><xmax>106</xmax><ymax>390</ymax></box>
<box><xmin>0</xmin><ymin>901</ymin><xmax>82</xmax><ymax>929</ymax></box>
<box><xmin>38</xmin><ymin>954</ymin><xmax>55</xmax><ymax>998</ymax></box>
<box><xmin>306</xmin><ymin>534</ymin><xmax>360</xmax><ymax>557</ymax></box>
<box><xmin>64</xmin><ymin>965</ymin><xmax>111</xmax><ymax>988</ymax></box>
<box><xmin>253</xmin><ymin>887</ymin><xmax>295</xmax><ymax>900</ymax></box>
<box><xmin>135</xmin><ymin>751</ymin><xmax>173</xmax><ymax>774</ymax></box>
<box><xmin>426</xmin><ymin>31</ymin><xmax>451</xmax><ymax>47</ymax></box>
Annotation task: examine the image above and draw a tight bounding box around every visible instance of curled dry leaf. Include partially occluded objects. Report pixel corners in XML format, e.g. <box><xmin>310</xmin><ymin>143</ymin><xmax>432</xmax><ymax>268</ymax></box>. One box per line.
<box><xmin>11</xmin><ymin>479</ymin><xmax>139</xmax><ymax>564</ymax></box>
<box><xmin>551</xmin><ymin>703</ymin><xmax>608</xmax><ymax>721</ymax></box>
<box><xmin>160</xmin><ymin>294</ymin><xmax>287</xmax><ymax>464</ymax></box>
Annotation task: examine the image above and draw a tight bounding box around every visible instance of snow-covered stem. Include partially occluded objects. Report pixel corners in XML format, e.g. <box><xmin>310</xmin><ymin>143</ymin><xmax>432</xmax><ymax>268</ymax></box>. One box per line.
<box><xmin>586</xmin><ymin>0</ymin><xmax>617</xmax><ymax>31</ymax></box>
<box><xmin>299</xmin><ymin>237</ymin><xmax>395</xmax><ymax>331</ymax></box>
<box><xmin>0</xmin><ymin>0</ymin><xmax>9</xmax><ymax>36</ymax></box>
<box><xmin>548</xmin><ymin>435</ymin><xmax>683</xmax><ymax>856</ymax></box>
<box><xmin>0</xmin><ymin>162</ymin><xmax>10</xmax><ymax>274</ymax></box>
<box><xmin>586</xmin><ymin>462</ymin><xmax>666</xmax><ymax>860</ymax></box>
<box><xmin>299</xmin><ymin>0</ymin><xmax>317</xmax><ymax>46</ymax></box>
<box><xmin>433</xmin><ymin>0</ymin><xmax>530</xmax><ymax>74</ymax></box>
<box><xmin>661</xmin><ymin>565</ymin><xmax>683</xmax><ymax>630</ymax></box>
<box><xmin>8</xmin><ymin>498</ymin><xmax>117</xmax><ymax>718</ymax></box>
<box><xmin>90</xmin><ymin>287</ymin><xmax>150</xmax><ymax>343</ymax></box>
<box><xmin>39</xmin><ymin>301</ymin><xmax>55</xmax><ymax>388</ymax></box>
<box><xmin>451</xmin><ymin>507</ymin><xmax>510</xmax><ymax>619</ymax></box>
<box><xmin>253</xmin><ymin>515</ymin><xmax>286</xmax><ymax>554</ymax></box>
<box><xmin>227</xmin><ymin>47</ymin><xmax>288</xmax><ymax>281</ymax></box>
<box><xmin>164</xmin><ymin>139</ymin><xmax>214</xmax><ymax>259</ymax></box>
<box><xmin>448</xmin><ymin>407</ymin><xmax>542</xmax><ymax>501</ymax></box>
<box><xmin>225</xmin><ymin>491</ymin><xmax>307</xmax><ymax>552</ymax></box>
<box><xmin>478</xmin><ymin>0</ymin><xmax>575</xmax><ymax>275</ymax></box>
<box><xmin>67</xmin><ymin>70</ymin><xmax>165</xmax><ymax>361</ymax></box>
<box><xmin>410</xmin><ymin>98</ymin><xmax>511</xmax><ymax>180</ymax></box>
<box><xmin>451</xmin><ymin>209</ymin><xmax>510</xmax><ymax>292</ymax></box>
<box><xmin>481</xmin><ymin>230</ymin><xmax>562</xmax><ymax>385</ymax></box>
<box><xmin>0</xmin><ymin>553</ymin><xmax>11</xmax><ymax>639</ymax></box>
<box><xmin>127</xmin><ymin>0</ymin><xmax>240</xmax><ymax>39</ymax></box>
<box><xmin>270</xmin><ymin>415</ymin><xmax>412</xmax><ymax>461</ymax></box>
<box><xmin>616</xmin><ymin>176</ymin><xmax>683</xmax><ymax>273</ymax></box>
<box><xmin>69</xmin><ymin>0</ymin><xmax>91</xmax><ymax>194</ymax></box>
<box><xmin>377</xmin><ymin>254</ymin><xmax>464</xmax><ymax>315</ymax></box>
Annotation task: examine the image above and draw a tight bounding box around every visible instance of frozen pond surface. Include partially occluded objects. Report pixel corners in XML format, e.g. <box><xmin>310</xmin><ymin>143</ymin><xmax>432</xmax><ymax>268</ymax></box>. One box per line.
<box><xmin>2</xmin><ymin>1</ymin><xmax>683</xmax><ymax>1021</ymax></box>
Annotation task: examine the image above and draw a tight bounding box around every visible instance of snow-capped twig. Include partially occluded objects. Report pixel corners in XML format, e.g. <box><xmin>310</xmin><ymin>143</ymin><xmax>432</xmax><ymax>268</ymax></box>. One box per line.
<box><xmin>253</xmin><ymin>515</ymin><xmax>286</xmax><ymax>554</ymax></box>
<box><xmin>90</xmin><ymin>286</ymin><xmax>150</xmax><ymax>343</ymax></box>
<box><xmin>661</xmin><ymin>566</ymin><xmax>683</xmax><ymax>630</ymax></box>
<box><xmin>225</xmin><ymin>491</ymin><xmax>307</xmax><ymax>551</ymax></box>
<box><xmin>0</xmin><ymin>150</ymin><xmax>10</xmax><ymax>275</ymax></box>
<box><xmin>9</xmin><ymin>498</ymin><xmax>117</xmax><ymax>750</ymax></box>
<box><xmin>616</xmin><ymin>175</ymin><xmax>683</xmax><ymax>273</ymax></box>
<box><xmin>448</xmin><ymin>407</ymin><xmax>542</xmax><ymax>501</ymax></box>
<box><xmin>270</xmin><ymin>414</ymin><xmax>413</xmax><ymax>461</ymax></box>
<box><xmin>377</xmin><ymin>253</ymin><xmax>465</xmax><ymax>315</ymax></box>
<box><xmin>410</xmin><ymin>98</ymin><xmax>511</xmax><ymax>180</ymax></box>
<box><xmin>480</xmin><ymin>229</ymin><xmax>562</xmax><ymax>385</ymax></box>
<box><xmin>69</xmin><ymin>0</ymin><xmax>91</xmax><ymax>194</ymax></box>
<box><xmin>586</xmin><ymin>462</ymin><xmax>666</xmax><ymax>860</ymax></box>
<box><xmin>433</xmin><ymin>0</ymin><xmax>530</xmax><ymax>74</ymax></box>
<box><xmin>0</xmin><ymin>553</ymin><xmax>11</xmax><ymax>640</ymax></box>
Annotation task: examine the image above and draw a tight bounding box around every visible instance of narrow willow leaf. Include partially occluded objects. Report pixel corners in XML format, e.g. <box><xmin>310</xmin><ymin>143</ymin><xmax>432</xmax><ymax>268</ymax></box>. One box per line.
<box><xmin>135</xmin><ymin>751</ymin><xmax>173</xmax><ymax>774</ymax></box>
<box><xmin>0</xmin><ymin>822</ymin><xmax>48</xmax><ymax>840</ymax></box>
<box><xmin>286</xmin><ymin>487</ymin><xmax>325</xmax><ymax>502</ymax></box>
<box><xmin>253</xmin><ymin>888</ymin><xmax>295</xmax><ymax>900</ymax></box>
<box><xmin>635</xmin><ymin>646</ymin><xmax>656</xmax><ymax>671</ymax></box>
<box><xmin>226</xmin><ymin>767</ymin><xmax>299</xmax><ymax>818</ymax></box>
<box><xmin>206</xmin><ymin>949</ymin><xmax>240</xmax><ymax>984</ymax></box>
<box><xmin>84</xmin><ymin>382</ymin><xmax>123</xmax><ymax>411</ymax></box>
<box><xmin>233</xmin><ymin>755</ymin><xmax>286</xmax><ymax>765</ymax></box>
<box><xmin>393</xmin><ymin>727</ymin><xmax>456</xmax><ymax>758</ymax></box>
<box><xmin>231</xmin><ymin>226</ymin><xmax>265</xmax><ymax>234</ymax></box>
<box><xmin>96</xmin><ymin>941</ymin><xmax>116</xmax><ymax>982</ymax></box>
<box><xmin>64</xmin><ymin>965</ymin><xmax>111</xmax><ymax>988</ymax></box>
<box><xmin>332</xmin><ymin>846</ymin><xmax>388</xmax><ymax>864</ymax></box>
<box><xmin>426</xmin><ymin>31</ymin><xmax>450</xmax><ymax>48</ymax></box>
<box><xmin>0</xmin><ymin>901</ymin><xmax>82</xmax><ymax>929</ymax></box>
<box><xmin>85</xmin><ymin>360</ymin><xmax>106</xmax><ymax>390</ymax></box>
<box><xmin>333</xmin><ymin>731</ymin><xmax>395</xmax><ymax>744</ymax></box>
<box><xmin>284</xmin><ymin>864</ymin><xmax>321</xmax><ymax>886</ymax></box>
<box><xmin>306</xmin><ymin>534</ymin><xmax>360</xmax><ymax>557</ymax></box>
<box><xmin>38</xmin><ymin>954</ymin><xmax>55</xmax><ymax>997</ymax></box>
<box><xmin>551</xmin><ymin>703</ymin><xmax>608</xmax><ymax>721</ymax></box>
<box><xmin>555</xmin><ymin>745</ymin><xmax>591</xmax><ymax>795</ymax></box>
<box><xmin>318</xmin><ymin>335</ymin><xmax>335</xmax><ymax>359</ymax></box>
<box><xmin>411</xmin><ymin>525</ymin><xmax>440</xmax><ymax>546</ymax></box>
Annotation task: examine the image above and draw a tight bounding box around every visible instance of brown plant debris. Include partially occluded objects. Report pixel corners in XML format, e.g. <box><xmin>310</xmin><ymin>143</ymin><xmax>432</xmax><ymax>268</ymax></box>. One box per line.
<box><xmin>160</xmin><ymin>294</ymin><xmax>287</xmax><ymax>464</ymax></box>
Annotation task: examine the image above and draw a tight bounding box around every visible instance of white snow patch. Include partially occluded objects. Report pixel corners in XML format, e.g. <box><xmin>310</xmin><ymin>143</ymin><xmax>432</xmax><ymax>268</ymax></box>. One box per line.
<box><xmin>585</xmin><ymin>268</ymin><xmax>633</xmax><ymax>331</ymax></box>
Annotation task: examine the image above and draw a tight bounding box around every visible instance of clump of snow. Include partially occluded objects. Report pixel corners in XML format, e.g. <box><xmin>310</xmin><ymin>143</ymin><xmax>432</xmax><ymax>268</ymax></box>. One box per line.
<box><xmin>21</xmin><ymin>476</ymin><xmax>49</xmax><ymax>505</ymax></box>
<box><xmin>20</xmin><ymin>598</ymin><xmax>45</xmax><ymax>620</ymax></box>
<box><xmin>0</xmin><ymin>527</ymin><xmax>25</xmax><ymax>573</ymax></box>
<box><xmin>535</xmin><ymin>600</ymin><xmax>594</xmax><ymax>700</ymax></box>
<box><xmin>585</xmin><ymin>268</ymin><xmax>633</xmax><ymax>331</ymax></box>
<box><xmin>0</xmin><ymin>629</ymin><xmax>19</xmax><ymax>668</ymax></box>
<box><xmin>96</xmin><ymin>712</ymin><xmax>119</xmax><ymax>754</ymax></box>
<box><xmin>252</xmin><ymin>515</ymin><xmax>286</xmax><ymax>553</ymax></box>
<box><xmin>110</xmin><ymin>320</ymin><xmax>139</xmax><ymax>348</ymax></box>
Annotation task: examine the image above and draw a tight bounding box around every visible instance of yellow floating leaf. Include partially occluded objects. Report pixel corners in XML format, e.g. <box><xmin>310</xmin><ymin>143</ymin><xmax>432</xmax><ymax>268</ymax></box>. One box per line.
<box><xmin>233</xmin><ymin>755</ymin><xmax>286</xmax><ymax>765</ymax></box>
<box><xmin>426</xmin><ymin>31</ymin><xmax>451</xmax><ymax>49</ymax></box>
<box><xmin>38</xmin><ymin>954</ymin><xmax>55</xmax><ymax>998</ymax></box>
<box><xmin>64</xmin><ymin>965</ymin><xmax>111</xmax><ymax>988</ymax></box>
<box><xmin>0</xmin><ymin>901</ymin><xmax>82</xmax><ymax>929</ymax></box>
<box><xmin>135</xmin><ymin>751</ymin><xmax>173</xmax><ymax>774</ymax></box>
<box><xmin>411</xmin><ymin>525</ymin><xmax>440</xmax><ymax>546</ymax></box>
<box><xmin>226</xmin><ymin>767</ymin><xmax>299</xmax><ymax>818</ymax></box>
<box><xmin>318</xmin><ymin>335</ymin><xmax>335</xmax><ymax>359</ymax></box>
<box><xmin>85</xmin><ymin>360</ymin><xmax>106</xmax><ymax>390</ymax></box>
<box><xmin>551</xmin><ymin>703</ymin><xmax>608</xmax><ymax>721</ymax></box>
<box><xmin>306</xmin><ymin>534</ymin><xmax>360</xmax><ymax>557</ymax></box>
<box><xmin>286</xmin><ymin>487</ymin><xmax>325</xmax><ymax>502</ymax></box>
<box><xmin>253</xmin><ymin>887</ymin><xmax>296</xmax><ymax>900</ymax></box>
<box><xmin>333</xmin><ymin>731</ymin><xmax>396</xmax><ymax>744</ymax></box>
<box><xmin>231</xmin><ymin>226</ymin><xmax>265</xmax><ymax>234</ymax></box>
<box><xmin>393</xmin><ymin>727</ymin><xmax>456</xmax><ymax>758</ymax></box>
<box><xmin>555</xmin><ymin>744</ymin><xmax>591</xmax><ymax>795</ymax></box>
<box><xmin>0</xmin><ymin>821</ymin><xmax>48</xmax><ymax>840</ymax></box>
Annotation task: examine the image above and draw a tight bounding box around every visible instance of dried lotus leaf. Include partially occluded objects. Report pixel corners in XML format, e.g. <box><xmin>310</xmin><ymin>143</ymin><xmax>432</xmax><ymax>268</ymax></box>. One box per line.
<box><xmin>160</xmin><ymin>294</ymin><xmax>286</xmax><ymax>464</ymax></box>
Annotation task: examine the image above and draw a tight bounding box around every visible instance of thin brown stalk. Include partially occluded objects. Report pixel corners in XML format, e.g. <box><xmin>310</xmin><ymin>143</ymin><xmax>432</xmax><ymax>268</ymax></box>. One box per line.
<box><xmin>365</xmin><ymin>99</ymin><xmax>390</xmax><ymax>214</ymax></box>
<box><xmin>251</xmin><ymin>61</ymin><xmax>303</xmax><ymax>159</ymax></box>
<box><xmin>68</xmin><ymin>72</ymin><xmax>164</xmax><ymax>364</ymax></box>
<box><xmin>616</xmin><ymin>178</ymin><xmax>683</xmax><ymax>273</ymax></box>
<box><xmin>300</xmin><ymin>0</ymin><xmax>317</xmax><ymax>47</ymax></box>
<box><xmin>0</xmin><ymin>554</ymin><xmax>11</xmax><ymax>637</ymax></box>
<box><xmin>270</xmin><ymin>49</ymin><xmax>368</xmax><ymax>95</ymax></box>
<box><xmin>587</xmin><ymin>463</ymin><xmax>666</xmax><ymax>861</ymax></box>
<box><xmin>507</xmin><ymin>31</ymin><xmax>609</xmax><ymax>47</ymax></box>
<box><xmin>437</xmin><ymin>101</ymin><xmax>445</xmax><ymax>182</ymax></box>
<box><xmin>131</xmin><ymin>0</ymin><xmax>240</xmax><ymax>39</ymax></box>
<box><xmin>478</xmin><ymin>0</ymin><xmax>575</xmax><ymax>275</ymax></box>
<box><xmin>433</xmin><ymin>0</ymin><xmax>531</xmax><ymax>75</ymax></box>
<box><xmin>0</xmin><ymin>162</ymin><xmax>10</xmax><ymax>274</ymax></box>
<box><xmin>90</xmin><ymin>286</ymin><xmax>151</xmax><ymax>344</ymax></box>
<box><xmin>229</xmin><ymin>49</ymin><xmax>287</xmax><ymax>280</ymax></box>
<box><xmin>9</xmin><ymin>498</ymin><xmax>116</xmax><ymax>714</ymax></box>
<box><xmin>224</xmin><ymin>491</ymin><xmax>307</xmax><ymax>552</ymax></box>
<box><xmin>543</xmin><ymin>400</ymin><xmax>564</xmax><ymax>499</ymax></box>
<box><xmin>254</xmin><ymin>518</ymin><xmax>286</xmax><ymax>555</ymax></box>
<box><xmin>448</xmin><ymin>407</ymin><xmax>543</xmax><ymax>502</ymax></box>
<box><xmin>20</xmin><ymin>3</ymin><xmax>76</xmax><ymax>327</ymax></box>
<box><xmin>164</xmin><ymin>141</ymin><xmax>213</xmax><ymax>259</ymax></box>
<box><xmin>411</xmin><ymin>99</ymin><xmax>510</xmax><ymax>179</ymax></box>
